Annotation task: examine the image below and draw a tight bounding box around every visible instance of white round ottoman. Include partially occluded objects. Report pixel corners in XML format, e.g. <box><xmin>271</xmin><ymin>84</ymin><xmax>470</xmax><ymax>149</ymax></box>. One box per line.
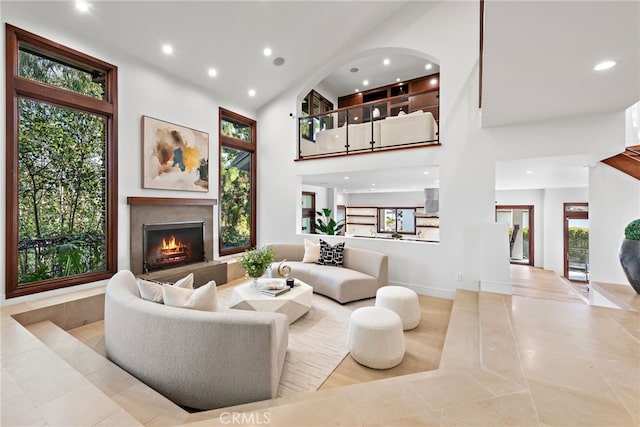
<box><xmin>375</xmin><ymin>286</ymin><xmax>421</xmax><ymax>330</ymax></box>
<box><xmin>348</xmin><ymin>306</ymin><xmax>405</xmax><ymax>369</ymax></box>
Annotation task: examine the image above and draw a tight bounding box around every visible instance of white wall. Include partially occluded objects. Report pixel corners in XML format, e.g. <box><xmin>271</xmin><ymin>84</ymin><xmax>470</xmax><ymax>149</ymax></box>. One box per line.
<box><xmin>589</xmin><ymin>163</ymin><xmax>640</xmax><ymax>285</ymax></box>
<box><xmin>542</xmin><ymin>187</ymin><xmax>588</xmax><ymax>275</ymax></box>
<box><xmin>258</xmin><ymin>1</ymin><xmax>624</xmax><ymax>298</ymax></box>
<box><xmin>0</xmin><ymin>10</ymin><xmax>255</xmax><ymax>305</ymax></box>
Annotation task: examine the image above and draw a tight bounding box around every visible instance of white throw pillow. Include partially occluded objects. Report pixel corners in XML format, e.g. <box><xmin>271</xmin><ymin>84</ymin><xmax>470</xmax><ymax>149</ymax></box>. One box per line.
<box><xmin>137</xmin><ymin>273</ymin><xmax>194</xmax><ymax>303</ymax></box>
<box><xmin>162</xmin><ymin>281</ymin><xmax>218</xmax><ymax>312</ymax></box>
<box><xmin>302</xmin><ymin>238</ymin><xmax>320</xmax><ymax>263</ymax></box>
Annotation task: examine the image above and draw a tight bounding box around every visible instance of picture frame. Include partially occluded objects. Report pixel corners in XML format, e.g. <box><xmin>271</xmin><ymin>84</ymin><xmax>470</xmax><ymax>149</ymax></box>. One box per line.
<box><xmin>142</xmin><ymin>116</ymin><xmax>209</xmax><ymax>192</ymax></box>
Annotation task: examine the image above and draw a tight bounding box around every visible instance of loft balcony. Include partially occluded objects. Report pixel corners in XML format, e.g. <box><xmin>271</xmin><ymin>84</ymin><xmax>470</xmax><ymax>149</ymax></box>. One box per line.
<box><xmin>297</xmin><ymin>89</ymin><xmax>440</xmax><ymax>160</ymax></box>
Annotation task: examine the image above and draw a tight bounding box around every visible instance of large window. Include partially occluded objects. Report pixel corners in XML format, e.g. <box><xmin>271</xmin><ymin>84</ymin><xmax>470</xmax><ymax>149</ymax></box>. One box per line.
<box><xmin>219</xmin><ymin>108</ymin><xmax>256</xmax><ymax>255</ymax></box>
<box><xmin>378</xmin><ymin>208</ymin><xmax>416</xmax><ymax>234</ymax></box>
<box><xmin>5</xmin><ymin>25</ymin><xmax>118</xmax><ymax>298</ymax></box>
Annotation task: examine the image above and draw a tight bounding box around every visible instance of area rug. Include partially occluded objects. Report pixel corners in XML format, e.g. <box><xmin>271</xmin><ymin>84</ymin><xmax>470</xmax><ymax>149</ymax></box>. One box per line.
<box><xmin>216</xmin><ymin>287</ymin><xmax>373</xmax><ymax>397</ymax></box>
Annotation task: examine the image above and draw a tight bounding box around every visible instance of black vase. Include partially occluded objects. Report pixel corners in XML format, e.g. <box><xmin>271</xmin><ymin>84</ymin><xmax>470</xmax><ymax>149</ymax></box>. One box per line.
<box><xmin>620</xmin><ymin>239</ymin><xmax>640</xmax><ymax>294</ymax></box>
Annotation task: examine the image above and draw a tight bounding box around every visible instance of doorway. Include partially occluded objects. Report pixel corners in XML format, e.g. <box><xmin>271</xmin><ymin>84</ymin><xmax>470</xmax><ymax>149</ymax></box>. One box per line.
<box><xmin>301</xmin><ymin>192</ymin><xmax>316</xmax><ymax>233</ymax></box>
<box><xmin>564</xmin><ymin>203</ymin><xmax>589</xmax><ymax>282</ymax></box>
<box><xmin>496</xmin><ymin>205</ymin><xmax>534</xmax><ymax>266</ymax></box>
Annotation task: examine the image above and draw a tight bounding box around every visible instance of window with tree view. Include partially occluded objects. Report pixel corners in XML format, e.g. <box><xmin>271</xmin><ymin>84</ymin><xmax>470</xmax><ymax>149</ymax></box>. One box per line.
<box><xmin>6</xmin><ymin>25</ymin><xmax>118</xmax><ymax>298</ymax></box>
<box><xmin>219</xmin><ymin>108</ymin><xmax>256</xmax><ymax>255</ymax></box>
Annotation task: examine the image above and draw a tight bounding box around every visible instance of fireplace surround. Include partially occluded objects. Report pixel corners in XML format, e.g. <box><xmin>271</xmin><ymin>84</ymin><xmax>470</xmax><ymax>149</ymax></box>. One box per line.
<box><xmin>128</xmin><ymin>197</ymin><xmax>226</xmax><ymax>285</ymax></box>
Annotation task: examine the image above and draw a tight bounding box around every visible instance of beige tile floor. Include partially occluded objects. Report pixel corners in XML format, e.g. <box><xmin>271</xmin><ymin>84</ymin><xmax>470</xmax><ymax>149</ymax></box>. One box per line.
<box><xmin>1</xmin><ymin>267</ymin><xmax>639</xmax><ymax>426</ymax></box>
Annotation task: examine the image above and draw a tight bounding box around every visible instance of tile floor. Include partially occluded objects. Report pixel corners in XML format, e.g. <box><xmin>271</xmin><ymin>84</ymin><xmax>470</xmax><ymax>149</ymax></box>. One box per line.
<box><xmin>1</xmin><ymin>267</ymin><xmax>639</xmax><ymax>426</ymax></box>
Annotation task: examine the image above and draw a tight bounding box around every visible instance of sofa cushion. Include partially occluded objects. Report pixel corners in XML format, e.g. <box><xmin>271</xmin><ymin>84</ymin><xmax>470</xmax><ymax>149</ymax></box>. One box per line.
<box><xmin>317</xmin><ymin>240</ymin><xmax>345</xmax><ymax>267</ymax></box>
<box><xmin>137</xmin><ymin>273</ymin><xmax>194</xmax><ymax>303</ymax></box>
<box><xmin>302</xmin><ymin>238</ymin><xmax>320</xmax><ymax>263</ymax></box>
<box><xmin>162</xmin><ymin>280</ymin><xmax>218</xmax><ymax>311</ymax></box>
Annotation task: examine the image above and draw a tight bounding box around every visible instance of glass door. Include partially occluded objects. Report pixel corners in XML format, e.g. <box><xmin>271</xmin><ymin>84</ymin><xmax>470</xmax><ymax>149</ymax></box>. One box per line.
<box><xmin>564</xmin><ymin>203</ymin><xmax>589</xmax><ymax>281</ymax></box>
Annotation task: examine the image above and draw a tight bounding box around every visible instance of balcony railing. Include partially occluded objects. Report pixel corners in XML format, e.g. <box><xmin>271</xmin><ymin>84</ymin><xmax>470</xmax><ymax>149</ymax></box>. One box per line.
<box><xmin>297</xmin><ymin>90</ymin><xmax>439</xmax><ymax>159</ymax></box>
<box><xmin>18</xmin><ymin>232</ymin><xmax>105</xmax><ymax>284</ymax></box>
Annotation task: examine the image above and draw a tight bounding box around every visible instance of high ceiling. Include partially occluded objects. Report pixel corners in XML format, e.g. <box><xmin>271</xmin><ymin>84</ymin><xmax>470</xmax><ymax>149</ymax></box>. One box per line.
<box><xmin>2</xmin><ymin>1</ymin><xmax>408</xmax><ymax>111</ymax></box>
<box><xmin>4</xmin><ymin>0</ymin><xmax>637</xmax><ymax>192</ymax></box>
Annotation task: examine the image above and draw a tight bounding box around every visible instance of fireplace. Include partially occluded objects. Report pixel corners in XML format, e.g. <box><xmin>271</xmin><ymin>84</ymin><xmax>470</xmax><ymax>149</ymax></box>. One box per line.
<box><xmin>143</xmin><ymin>221</ymin><xmax>205</xmax><ymax>273</ymax></box>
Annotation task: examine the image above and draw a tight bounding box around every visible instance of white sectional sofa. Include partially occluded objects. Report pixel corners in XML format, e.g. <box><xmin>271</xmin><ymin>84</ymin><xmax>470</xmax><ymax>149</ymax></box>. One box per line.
<box><xmin>266</xmin><ymin>243</ymin><xmax>388</xmax><ymax>303</ymax></box>
<box><xmin>104</xmin><ymin>270</ymin><xmax>288</xmax><ymax>410</ymax></box>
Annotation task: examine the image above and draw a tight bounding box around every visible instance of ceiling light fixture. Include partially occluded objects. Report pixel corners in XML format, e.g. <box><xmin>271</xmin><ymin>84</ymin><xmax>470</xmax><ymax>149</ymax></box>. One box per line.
<box><xmin>430</xmin><ymin>78</ymin><xmax>438</xmax><ymax>85</ymax></box>
<box><xmin>354</xmin><ymin>89</ymin><xmax>359</xmax><ymax>93</ymax></box>
<box><xmin>383</xmin><ymin>58</ymin><xmax>390</xmax><ymax>66</ymax></box>
<box><xmin>161</xmin><ymin>44</ymin><xmax>173</xmax><ymax>55</ymax></box>
<box><xmin>350</xmin><ymin>67</ymin><xmax>359</xmax><ymax>73</ymax></box>
<box><xmin>396</xmin><ymin>78</ymin><xmax>401</xmax><ymax>82</ymax></box>
<box><xmin>273</xmin><ymin>57</ymin><xmax>285</xmax><ymax>66</ymax></box>
<box><xmin>208</xmin><ymin>68</ymin><xmax>217</xmax><ymax>77</ymax></box>
<box><xmin>344</xmin><ymin>176</ymin><xmax>350</xmax><ymax>180</ymax></box>
<box><xmin>263</xmin><ymin>47</ymin><xmax>272</xmax><ymax>57</ymax></box>
<box><xmin>75</xmin><ymin>0</ymin><xmax>90</xmax><ymax>13</ymax></box>
<box><xmin>363</xmin><ymin>80</ymin><xmax>369</xmax><ymax>86</ymax></box>
<box><xmin>525</xmin><ymin>170</ymin><xmax>533</xmax><ymax>174</ymax></box>
<box><xmin>594</xmin><ymin>60</ymin><xmax>616</xmax><ymax>71</ymax></box>
<box><xmin>423</xmin><ymin>171</ymin><xmax>430</xmax><ymax>175</ymax></box>
<box><xmin>425</xmin><ymin>63</ymin><xmax>433</xmax><ymax>70</ymax></box>
<box><xmin>248</xmin><ymin>89</ymin><xmax>256</xmax><ymax>97</ymax></box>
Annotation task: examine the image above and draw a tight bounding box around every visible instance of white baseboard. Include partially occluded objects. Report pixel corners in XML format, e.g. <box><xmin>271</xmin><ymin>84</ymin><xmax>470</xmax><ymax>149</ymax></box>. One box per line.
<box><xmin>388</xmin><ymin>281</ymin><xmax>456</xmax><ymax>300</ymax></box>
<box><xmin>479</xmin><ymin>280</ymin><xmax>512</xmax><ymax>295</ymax></box>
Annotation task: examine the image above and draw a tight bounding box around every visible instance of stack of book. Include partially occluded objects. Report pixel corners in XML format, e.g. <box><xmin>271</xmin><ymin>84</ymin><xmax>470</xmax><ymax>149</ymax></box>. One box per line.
<box><xmin>261</xmin><ymin>287</ymin><xmax>291</xmax><ymax>297</ymax></box>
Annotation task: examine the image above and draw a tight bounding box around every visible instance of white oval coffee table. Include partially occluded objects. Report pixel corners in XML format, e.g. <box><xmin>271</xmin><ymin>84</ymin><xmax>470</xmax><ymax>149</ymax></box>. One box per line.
<box><xmin>229</xmin><ymin>278</ymin><xmax>313</xmax><ymax>324</ymax></box>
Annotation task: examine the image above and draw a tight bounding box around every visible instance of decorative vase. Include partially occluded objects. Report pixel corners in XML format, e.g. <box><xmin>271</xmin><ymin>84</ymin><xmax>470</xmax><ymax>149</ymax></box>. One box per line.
<box><xmin>250</xmin><ymin>272</ymin><xmax>264</xmax><ymax>288</ymax></box>
<box><xmin>620</xmin><ymin>239</ymin><xmax>640</xmax><ymax>294</ymax></box>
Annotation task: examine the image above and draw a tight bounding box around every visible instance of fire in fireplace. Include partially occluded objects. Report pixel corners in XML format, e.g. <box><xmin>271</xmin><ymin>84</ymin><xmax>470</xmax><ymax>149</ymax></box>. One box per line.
<box><xmin>143</xmin><ymin>221</ymin><xmax>205</xmax><ymax>273</ymax></box>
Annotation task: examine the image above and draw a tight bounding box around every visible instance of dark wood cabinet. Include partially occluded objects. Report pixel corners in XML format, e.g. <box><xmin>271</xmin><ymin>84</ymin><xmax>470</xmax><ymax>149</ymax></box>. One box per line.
<box><xmin>338</xmin><ymin>74</ymin><xmax>439</xmax><ymax>124</ymax></box>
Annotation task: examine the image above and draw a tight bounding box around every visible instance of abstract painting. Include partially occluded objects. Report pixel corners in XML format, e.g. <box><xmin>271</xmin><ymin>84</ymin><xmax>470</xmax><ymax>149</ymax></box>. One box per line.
<box><xmin>142</xmin><ymin>116</ymin><xmax>209</xmax><ymax>192</ymax></box>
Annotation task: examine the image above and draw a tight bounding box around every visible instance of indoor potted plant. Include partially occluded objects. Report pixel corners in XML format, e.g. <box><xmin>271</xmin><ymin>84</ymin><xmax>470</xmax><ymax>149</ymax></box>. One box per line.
<box><xmin>239</xmin><ymin>246</ymin><xmax>275</xmax><ymax>287</ymax></box>
<box><xmin>620</xmin><ymin>218</ymin><xmax>640</xmax><ymax>294</ymax></box>
<box><xmin>314</xmin><ymin>208</ymin><xmax>344</xmax><ymax>235</ymax></box>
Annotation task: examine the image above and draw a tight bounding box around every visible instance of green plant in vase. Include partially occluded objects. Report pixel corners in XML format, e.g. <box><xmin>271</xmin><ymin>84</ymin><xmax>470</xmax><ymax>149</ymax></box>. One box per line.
<box><xmin>620</xmin><ymin>218</ymin><xmax>640</xmax><ymax>294</ymax></box>
<box><xmin>239</xmin><ymin>247</ymin><xmax>275</xmax><ymax>287</ymax></box>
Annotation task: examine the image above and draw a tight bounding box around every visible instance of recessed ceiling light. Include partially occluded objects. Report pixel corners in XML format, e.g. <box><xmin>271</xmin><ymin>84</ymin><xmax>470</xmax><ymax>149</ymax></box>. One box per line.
<box><xmin>423</xmin><ymin>171</ymin><xmax>430</xmax><ymax>175</ymax></box>
<box><xmin>161</xmin><ymin>44</ymin><xmax>173</xmax><ymax>55</ymax></box>
<box><xmin>383</xmin><ymin>58</ymin><xmax>390</xmax><ymax>66</ymax></box>
<box><xmin>363</xmin><ymin>80</ymin><xmax>369</xmax><ymax>86</ymax></box>
<box><xmin>525</xmin><ymin>170</ymin><xmax>533</xmax><ymax>174</ymax></box>
<box><xmin>354</xmin><ymin>89</ymin><xmax>359</xmax><ymax>93</ymax></box>
<box><xmin>248</xmin><ymin>89</ymin><xmax>256</xmax><ymax>97</ymax></box>
<box><xmin>273</xmin><ymin>57</ymin><xmax>285</xmax><ymax>66</ymax></box>
<box><xmin>425</xmin><ymin>63</ymin><xmax>433</xmax><ymax>70</ymax></box>
<box><xmin>371</xmin><ymin>183</ymin><xmax>376</xmax><ymax>186</ymax></box>
<box><xmin>396</xmin><ymin>78</ymin><xmax>401</xmax><ymax>82</ymax></box>
<box><xmin>344</xmin><ymin>176</ymin><xmax>350</xmax><ymax>180</ymax></box>
<box><xmin>208</xmin><ymin>68</ymin><xmax>217</xmax><ymax>77</ymax></box>
<box><xmin>594</xmin><ymin>60</ymin><xmax>616</xmax><ymax>71</ymax></box>
<box><xmin>263</xmin><ymin>47</ymin><xmax>272</xmax><ymax>57</ymax></box>
<box><xmin>75</xmin><ymin>0</ymin><xmax>90</xmax><ymax>13</ymax></box>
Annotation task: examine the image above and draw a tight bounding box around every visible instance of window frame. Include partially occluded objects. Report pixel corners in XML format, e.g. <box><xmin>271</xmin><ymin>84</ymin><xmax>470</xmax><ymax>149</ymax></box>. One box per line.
<box><xmin>377</xmin><ymin>207</ymin><xmax>417</xmax><ymax>235</ymax></box>
<box><xmin>218</xmin><ymin>107</ymin><xmax>257</xmax><ymax>256</ymax></box>
<box><xmin>5</xmin><ymin>24</ymin><xmax>118</xmax><ymax>299</ymax></box>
